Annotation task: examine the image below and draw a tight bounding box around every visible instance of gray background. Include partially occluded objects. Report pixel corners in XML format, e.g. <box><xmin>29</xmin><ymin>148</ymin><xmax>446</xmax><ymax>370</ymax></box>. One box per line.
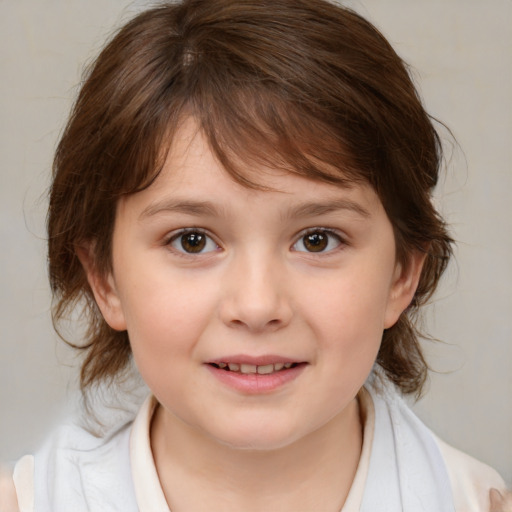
<box><xmin>1</xmin><ymin>0</ymin><xmax>511</xmax><ymax>485</ymax></box>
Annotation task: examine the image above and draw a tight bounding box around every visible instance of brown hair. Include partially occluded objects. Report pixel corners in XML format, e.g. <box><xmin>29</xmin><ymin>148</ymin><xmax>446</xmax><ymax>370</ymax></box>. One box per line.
<box><xmin>48</xmin><ymin>0</ymin><xmax>452</xmax><ymax>396</ymax></box>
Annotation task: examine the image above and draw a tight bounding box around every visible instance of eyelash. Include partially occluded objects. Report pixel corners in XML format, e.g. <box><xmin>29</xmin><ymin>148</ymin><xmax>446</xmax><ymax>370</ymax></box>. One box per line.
<box><xmin>164</xmin><ymin>227</ymin><xmax>347</xmax><ymax>258</ymax></box>
<box><xmin>165</xmin><ymin>228</ymin><xmax>220</xmax><ymax>256</ymax></box>
<box><xmin>291</xmin><ymin>228</ymin><xmax>346</xmax><ymax>254</ymax></box>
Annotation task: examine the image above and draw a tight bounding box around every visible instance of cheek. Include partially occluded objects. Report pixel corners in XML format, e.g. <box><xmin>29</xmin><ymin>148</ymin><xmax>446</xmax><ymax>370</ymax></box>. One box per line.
<box><xmin>115</xmin><ymin>270</ymin><xmax>219</xmax><ymax>377</ymax></box>
<box><xmin>125</xmin><ymin>291</ymin><xmax>211</xmax><ymax>347</ymax></box>
<box><xmin>298</xmin><ymin>267</ymin><xmax>393</xmax><ymax>386</ymax></box>
<box><xmin>302</xmin><ymin>270</ymin><xmax>392</xmax><ymax>343</ymax></box>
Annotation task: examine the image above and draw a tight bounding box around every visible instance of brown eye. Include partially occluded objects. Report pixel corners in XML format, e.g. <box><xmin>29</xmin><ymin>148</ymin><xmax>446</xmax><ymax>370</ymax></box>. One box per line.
<box><xmin>292</xmin><ymin>229</ymin><xmax>342</xmax><ymax>253</ymax></box>
<box><xmin>181</xmin><ymin>232</ymin><xmax>206</xmax><ymax>253</ymax></box>
<box><xmin>169</xmin><ymin>230</ymin><xmax>218</xmax><ymax>254</ymax></box>
<box><xmin>303</xmin><ymin>232</ymin><xmax>328</xmax><ymax>252</ymax></box>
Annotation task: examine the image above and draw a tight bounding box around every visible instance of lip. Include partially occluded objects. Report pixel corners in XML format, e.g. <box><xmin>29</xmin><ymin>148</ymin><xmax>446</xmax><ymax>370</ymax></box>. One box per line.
<box><xmin>205</xmin><ymin>355</ymin><xmax>308</xmax><ymax>394</ymax></box>
<box><xmin>207</xmin><ymin>354</ymin><xmax>300</xmax><ymax>366</ymax></box>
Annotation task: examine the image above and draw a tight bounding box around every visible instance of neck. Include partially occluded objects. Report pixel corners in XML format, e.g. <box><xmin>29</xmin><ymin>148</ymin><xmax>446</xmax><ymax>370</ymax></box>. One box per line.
<box><xmin>151</xmin><ymin>398</ymin><xmax>363</xmax><ymax>512</ymax></box>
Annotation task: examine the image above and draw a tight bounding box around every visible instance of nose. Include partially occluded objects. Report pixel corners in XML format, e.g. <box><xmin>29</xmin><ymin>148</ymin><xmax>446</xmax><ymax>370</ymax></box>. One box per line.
<box><xmin>219</xmin><ymin>251</ymin><xmax>293</xmax><ymax>333</ymax></box>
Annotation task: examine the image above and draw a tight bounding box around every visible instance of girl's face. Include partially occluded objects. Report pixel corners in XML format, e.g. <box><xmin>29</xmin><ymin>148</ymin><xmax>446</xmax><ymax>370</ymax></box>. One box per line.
<box><xmin>88</xmin><ymin>118</ymin><xmax>422</xmax><ymax>451</ymax></box>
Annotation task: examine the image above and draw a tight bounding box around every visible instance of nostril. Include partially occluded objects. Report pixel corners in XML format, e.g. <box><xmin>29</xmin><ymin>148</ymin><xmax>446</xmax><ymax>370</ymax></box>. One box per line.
<box><xmin>228</xmin><ymin>318</ymin><xmax>282</xmax><ymax>330</ymax></box>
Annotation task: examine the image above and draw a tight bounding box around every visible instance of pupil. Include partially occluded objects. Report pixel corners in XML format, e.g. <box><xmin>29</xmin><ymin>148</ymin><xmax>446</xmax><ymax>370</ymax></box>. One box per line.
<box><xmin>304</xmin><ymin>232</ymin><xmax>327</xmax><ymax>252</ymax></box>
<box><xmin>181</xmin><ymin>232</ymin><xmax>206</xmax><ymax>253</ymax></box>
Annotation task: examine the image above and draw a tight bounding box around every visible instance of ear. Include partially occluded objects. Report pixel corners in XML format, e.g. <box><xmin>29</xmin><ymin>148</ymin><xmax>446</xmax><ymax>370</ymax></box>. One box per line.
<box><xmin>76</xmin><ymin>244</ymin><xmax>127</xmax><ymax>331</ymax></box>
<box><xmin>384</xmin><ymin>250</ymin><xmax>426</xmax><ymax>329</ymax></box>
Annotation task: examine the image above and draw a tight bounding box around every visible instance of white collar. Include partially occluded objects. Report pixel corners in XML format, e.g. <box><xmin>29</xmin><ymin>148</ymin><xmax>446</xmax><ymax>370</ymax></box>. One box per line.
<box><xmin>129</xmin><ymin>390</ymin><xmax>375</xmax><ymax>512</ymax></box>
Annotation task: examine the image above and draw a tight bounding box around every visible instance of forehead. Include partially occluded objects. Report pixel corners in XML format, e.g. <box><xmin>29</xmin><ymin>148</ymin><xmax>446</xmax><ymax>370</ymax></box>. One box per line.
<box><xmin>119</xmin><ymin>118</ymin><xmax>386</xmax><ymax>224</ymax></box>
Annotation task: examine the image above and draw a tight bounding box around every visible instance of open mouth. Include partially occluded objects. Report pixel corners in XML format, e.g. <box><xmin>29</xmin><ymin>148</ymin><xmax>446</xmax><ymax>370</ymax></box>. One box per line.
<box><xmin>209</xmin><ymin>362</ymin><xmax>301</xmax><ymax>375</ymax></box>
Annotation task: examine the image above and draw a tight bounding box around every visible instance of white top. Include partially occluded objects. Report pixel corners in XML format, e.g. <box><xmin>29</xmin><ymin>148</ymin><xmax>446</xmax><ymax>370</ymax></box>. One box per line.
<box><xmin>0</xmin><ymin>383</ymin><xmax>506</xmax><ymax>512</ymax></box>
<box><xmin>129</xmin><ymin>389</ymin><xmax>374</xmax><ymax>511</ymax></box>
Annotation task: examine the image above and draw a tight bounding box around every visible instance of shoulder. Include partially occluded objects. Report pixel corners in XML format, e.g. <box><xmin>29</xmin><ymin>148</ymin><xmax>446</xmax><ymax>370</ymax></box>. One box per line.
<box><xmin>434</xmin><ymin>435</ymin><xmax>506</xmax><ymax>512</ymax></box>
<box><xmin>365</xmin><ymin>373</ymin><xmax>507</xmax><ymax>511</ymax></box>
<box><xmin>0</xmin><ymin>397</ymin><xmax>148</xmax><ymax>512</ymax></box>
<box><xmin>0</xmin><ymin>422</ymin><xmax>135</xmax><ymax>512</ymax></box>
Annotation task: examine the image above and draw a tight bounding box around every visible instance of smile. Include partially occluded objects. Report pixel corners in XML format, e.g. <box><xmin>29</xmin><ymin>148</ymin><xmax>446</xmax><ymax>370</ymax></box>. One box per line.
<box><xmin>209</xmin><ymin>362</ymin><xmax>298</xmax><ymax>375</ymax></box>
<box><xmin>206</xmin><ymin>358</ymin><xmax>307</xmax><ymax>393</ymax></box>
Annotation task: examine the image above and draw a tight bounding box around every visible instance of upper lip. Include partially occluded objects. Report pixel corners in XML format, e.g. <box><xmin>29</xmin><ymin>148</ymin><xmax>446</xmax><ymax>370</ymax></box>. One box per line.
<box><xmin>206</xmin><ymin>354</ymin><xmax>305</xmax><ymax>366</ymax></box>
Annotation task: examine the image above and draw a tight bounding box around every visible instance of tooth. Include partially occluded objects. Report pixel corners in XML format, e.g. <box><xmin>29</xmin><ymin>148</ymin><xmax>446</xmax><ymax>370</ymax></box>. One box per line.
<box><xmin>274</xmin><ymin>363</ymin><xmax>284</xmax><ymax>371</ymax></box>
<box><xmin>240</xmin><ymin>364</ymin><xmax>257</xmax><ymax>374</ymax></box>
<box><xmin>283</xmin><ymin>363</ymin><xmax>293</xmax><ymax>369</ymax></box>
<box><xmin>218</xmin><ymin>362</ymin><xmax>227</xmax><ymax>369</ymax></box>
<box><xmin>257</xmin><ymin>364</ymin><xmax>274</xmax><ymax>375</ymax></box>
<box><xmin>228</xmin><ymin>363</ymin><xmax>240</xmax><ymax>372</ymax></box>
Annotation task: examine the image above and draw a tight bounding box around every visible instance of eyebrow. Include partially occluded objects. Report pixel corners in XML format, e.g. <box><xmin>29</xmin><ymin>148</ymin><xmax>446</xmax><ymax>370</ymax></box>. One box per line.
<box><xmin>139</xmin><ymin>199</ymin><xmax>221</xmax><ymax>220</ymax></box>
<box><xmin>285</xmin><ymin>199</ymin><xmax>371</xmax><ymax>220</ymax></box>
<box><xmin>139</xmin><ymin>197</ymin><xmax>371</xmax><ymax>221</ymax></box>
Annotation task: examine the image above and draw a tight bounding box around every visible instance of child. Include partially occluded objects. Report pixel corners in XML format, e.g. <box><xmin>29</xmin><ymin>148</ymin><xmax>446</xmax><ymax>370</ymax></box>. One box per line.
<box><xmin>0</xmin><ymin>0</ymin><xmax>508</xmax><ymax>510</ymax></box>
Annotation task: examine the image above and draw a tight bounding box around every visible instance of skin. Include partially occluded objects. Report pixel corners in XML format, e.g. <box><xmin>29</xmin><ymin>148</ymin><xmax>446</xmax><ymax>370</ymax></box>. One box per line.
<box><xmin>0</xmin><ymin>467</ymin><xmax>19</xmax><ymax>512</ymax></box>
<box><xmin>82</xmin><ymin>118</ymin><xmax>426</xmax><ymax>511</ymax></box>
<box><xmin>490</xmin><ymin>489</ymin><xmax>512</xmax><ymax>512</ymax></box>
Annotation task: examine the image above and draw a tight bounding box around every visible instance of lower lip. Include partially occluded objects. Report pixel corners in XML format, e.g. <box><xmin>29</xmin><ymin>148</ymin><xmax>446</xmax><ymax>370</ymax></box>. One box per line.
<box><xmin>205</xmin><ymin>364</ymin><xmax>307</xmax><ymax>394</ymax></box>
